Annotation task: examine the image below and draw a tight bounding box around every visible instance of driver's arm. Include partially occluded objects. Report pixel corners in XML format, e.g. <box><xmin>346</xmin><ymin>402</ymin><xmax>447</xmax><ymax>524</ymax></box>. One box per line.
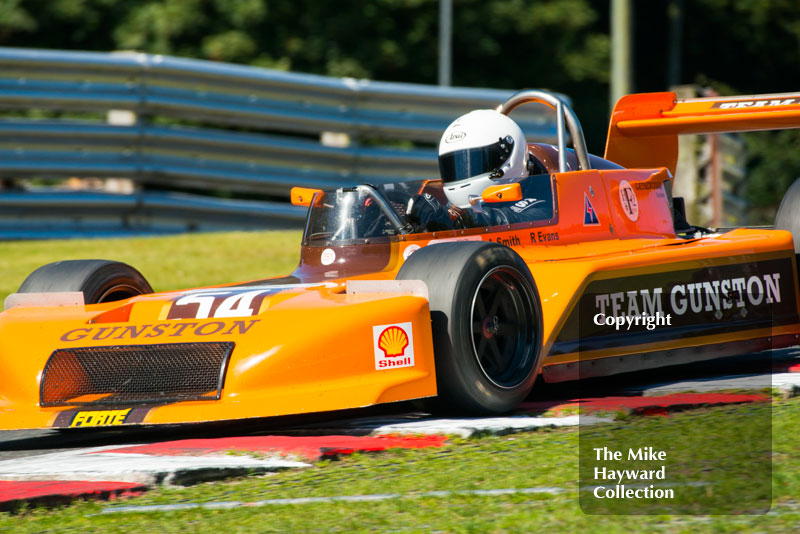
<box><xmin>406</xmin><ymin>193</ymin><xmax>474</xmax><ymax>232</ymax></box>
<box><xmin>479</xmin><ymin>198</ymin><xmax>549</xmax><ymax>226</ymax></box>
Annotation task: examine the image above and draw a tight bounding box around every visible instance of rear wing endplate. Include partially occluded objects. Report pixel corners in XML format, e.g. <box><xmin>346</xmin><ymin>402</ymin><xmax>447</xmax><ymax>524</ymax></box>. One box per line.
<box><xmin>604</xmin><ymin>91</ymin><xmax>800</xmax><ymax>175</ymax></box>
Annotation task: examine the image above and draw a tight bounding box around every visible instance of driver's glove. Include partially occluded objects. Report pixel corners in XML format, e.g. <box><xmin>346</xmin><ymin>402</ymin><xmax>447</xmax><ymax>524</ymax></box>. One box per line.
<box><xmin>446</xmin><ymin>205</ymin><xmax>475</xmax><ymax>228</ymax></box>
<box><xmin>406</xmin><ymin>193</ymin><xmax>459</xmax><ymax>232</ymax></box>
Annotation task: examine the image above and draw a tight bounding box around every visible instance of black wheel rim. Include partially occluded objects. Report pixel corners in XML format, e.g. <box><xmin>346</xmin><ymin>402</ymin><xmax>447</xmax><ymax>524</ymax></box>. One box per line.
<box><xmin>97</xmin><ymin>284</ymin><xmax>143</xmax><ymax>303</ymax></box>
<box><xmin>469</xmin><ymin>266</ymin><xmax>535</xmax><ymax>388</ymax></box>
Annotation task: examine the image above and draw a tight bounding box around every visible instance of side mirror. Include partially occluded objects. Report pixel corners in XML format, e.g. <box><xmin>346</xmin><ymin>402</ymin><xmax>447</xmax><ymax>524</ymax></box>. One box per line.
<box><xmin>291</xmin><ymin>187</ymin><xmax>322</xmax><ymax>206</ymax></box>
<box><xmin>481</xmin><ymin>183</ymin><xmax>522</xmax><ymax>203</ymax></box>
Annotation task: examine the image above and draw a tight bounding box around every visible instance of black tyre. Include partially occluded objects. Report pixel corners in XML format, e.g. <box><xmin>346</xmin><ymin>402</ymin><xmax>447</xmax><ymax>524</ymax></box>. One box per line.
<box><xmin>775</xmin><ymin>177</ymin><xmax>800</xmax><ymax>253</ymax></box>
<box><xmin>397</xmin><ymin>241</ymin><xmax>543</xmax><ymax>414</ymax></box>
<box><xmin>18</xmin><ymin>260</ymin><xmax>153</xmax><ymax>304</ymax></box>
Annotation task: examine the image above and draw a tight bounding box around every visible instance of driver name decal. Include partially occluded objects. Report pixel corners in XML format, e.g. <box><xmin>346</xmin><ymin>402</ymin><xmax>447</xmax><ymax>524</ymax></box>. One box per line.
<box><xmin>373</xmin><ymin>322</ymin><xmax>415</xmax><ymax>370</ymax></box>
<box><xmin>530</xmin><ymin>230</ymin><xmax>560</xmax><ymax>243</ymax></box>
<box><xmin>491</xmin><ymin>229</ymin><xmax>561</xmax><ymax>247</ymax></box>
<box><xmin>495</xmin><ymin>235</ymin><xmax>522</xmax><ymax>247</ymax></box>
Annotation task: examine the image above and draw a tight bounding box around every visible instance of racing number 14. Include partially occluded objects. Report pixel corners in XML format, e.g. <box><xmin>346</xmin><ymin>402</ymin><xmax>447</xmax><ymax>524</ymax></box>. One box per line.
<box><xmin>172</xmin><ymin>290</ymin><xmax>267</xmax><ymax>319</ymax></box>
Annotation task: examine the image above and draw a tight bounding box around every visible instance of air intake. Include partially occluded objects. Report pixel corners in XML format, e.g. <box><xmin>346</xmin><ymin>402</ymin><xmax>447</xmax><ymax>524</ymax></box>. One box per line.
<box><xmin>40</xmin><ymin>342</ymin><xmax>234</xmax><ymax>407</ymax></box>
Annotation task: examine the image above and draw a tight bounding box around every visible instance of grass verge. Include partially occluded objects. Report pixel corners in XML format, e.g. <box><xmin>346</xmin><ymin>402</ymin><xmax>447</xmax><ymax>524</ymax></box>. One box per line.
<box><xmin>0</xmin><ymin>399</ymin><xmax>798</xmax><ymax>533</ymax></box>
<box><xmin>0</xmin><ymin>230</ymin><xmax>303</xmax><ymax>302</ymax></box>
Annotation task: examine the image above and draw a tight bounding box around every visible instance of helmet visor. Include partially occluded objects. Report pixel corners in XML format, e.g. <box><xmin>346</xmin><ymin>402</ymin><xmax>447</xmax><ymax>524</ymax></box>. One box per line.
<box><xmin>438</xmin><ymin>138</ymin><xmax>512</xmax><ymax>183</ymax></box>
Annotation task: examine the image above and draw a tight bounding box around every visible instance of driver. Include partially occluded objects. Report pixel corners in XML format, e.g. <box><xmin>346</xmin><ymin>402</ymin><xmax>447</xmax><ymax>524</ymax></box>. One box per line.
<box><xmin>406</xmin><ymin>109</ymin><xmax>549</xmax><ymax>231</ymax></box>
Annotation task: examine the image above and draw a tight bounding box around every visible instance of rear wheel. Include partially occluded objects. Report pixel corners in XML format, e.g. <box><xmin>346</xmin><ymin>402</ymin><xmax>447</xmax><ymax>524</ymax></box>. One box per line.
<box><xmin>397</xmin><ymin>241</ymin><xmax>543</xmax><ymax>414</ymax></box>
<box><xmin>775</xmin><ymin>177</ymin><xmax>800</xmax><ymax>254</ymax></box>
<box><xmin>18</xmin><ymin>260</ymin><xmax>153</xmax><ymax>304</ymax></box>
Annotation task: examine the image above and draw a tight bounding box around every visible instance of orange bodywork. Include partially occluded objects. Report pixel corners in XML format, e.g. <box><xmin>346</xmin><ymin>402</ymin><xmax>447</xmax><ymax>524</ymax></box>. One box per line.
<box><xmin>2</xmin><ymin>90</ymin><xmax>800</xmax><ymax>430</ymax></box>
<box><xmin>605</xmin><ymin>91</ymin><xmax>800</xmax><ymax>174</ymax></box>
<box><xmin>0</xmin><ymin>285</ymin><xmax>437</xmax><ymax>430</ymax></box>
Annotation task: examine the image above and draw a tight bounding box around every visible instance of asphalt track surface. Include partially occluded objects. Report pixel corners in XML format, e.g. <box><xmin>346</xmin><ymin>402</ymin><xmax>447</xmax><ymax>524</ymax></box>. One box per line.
<box><xmin>0</xmin><ymin>347</ymin><xmax>791</xmax><ymax>462</ymax></box>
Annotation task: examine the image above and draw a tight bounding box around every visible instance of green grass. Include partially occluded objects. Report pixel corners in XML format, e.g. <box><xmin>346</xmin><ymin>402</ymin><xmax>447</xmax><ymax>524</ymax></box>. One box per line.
<box><xmin>1</xmin><ymin>400</ymin><xmax>799</xmax><ymax>533</ymax></box>
<box><xmin>0</xmin><ymin>230</ymin><xmax>303</xmax><ymax>302</ymax></box>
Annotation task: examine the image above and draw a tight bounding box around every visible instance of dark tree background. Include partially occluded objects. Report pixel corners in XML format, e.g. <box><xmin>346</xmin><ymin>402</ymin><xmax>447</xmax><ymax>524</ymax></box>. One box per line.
<box><xmin>1</xmin><ymin>0</ymin><xmax>799</xmax><ymax>218</ymax></box>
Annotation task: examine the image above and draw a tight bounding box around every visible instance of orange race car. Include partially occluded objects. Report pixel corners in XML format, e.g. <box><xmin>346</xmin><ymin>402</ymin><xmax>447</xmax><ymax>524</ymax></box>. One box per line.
<box><xmin>2</xmin><ymin>89</ymin><xmax>800</xmax><ymax>430</ymax></box>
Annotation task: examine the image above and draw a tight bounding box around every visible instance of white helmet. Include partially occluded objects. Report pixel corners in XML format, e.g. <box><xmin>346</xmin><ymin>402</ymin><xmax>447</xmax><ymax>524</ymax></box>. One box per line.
<box><xmin>438</xmin><ymin>109</ymin><xmax>529</xmax><ymax>208</ymax></box>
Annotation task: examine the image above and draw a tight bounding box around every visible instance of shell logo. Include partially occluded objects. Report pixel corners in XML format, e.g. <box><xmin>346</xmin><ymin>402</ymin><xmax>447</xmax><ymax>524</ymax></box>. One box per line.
<box><xmin>373</xmin><ymin>322</ymin><xmax>415</xmax><ymax>370</ymax></box>
<box><xmin>378</xmin><ymin>325</ymin><xmax>409</xmax><ymax>358</ymax></box>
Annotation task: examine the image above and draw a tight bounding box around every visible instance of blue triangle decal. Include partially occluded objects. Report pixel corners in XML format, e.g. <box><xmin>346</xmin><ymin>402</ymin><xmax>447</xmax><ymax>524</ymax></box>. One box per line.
<box><xmin>584</xmin><ymin>193</ymin><xmax>600</xmax><ymax>225</ymax></box>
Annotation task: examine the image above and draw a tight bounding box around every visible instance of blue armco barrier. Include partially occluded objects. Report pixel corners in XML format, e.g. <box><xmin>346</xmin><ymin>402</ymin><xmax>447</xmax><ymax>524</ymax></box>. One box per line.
<box><xmin>0</xmin><ymin>47</ymin><xmax>560</xmax><ymax>238</ymax></box>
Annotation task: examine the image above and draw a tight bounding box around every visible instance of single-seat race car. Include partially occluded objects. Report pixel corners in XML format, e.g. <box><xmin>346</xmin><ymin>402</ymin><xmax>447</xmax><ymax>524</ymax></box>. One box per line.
<box><xmin>1</xmin><ymin>89</ymin><xmax>800</xmax><ymax>430</ymax></box>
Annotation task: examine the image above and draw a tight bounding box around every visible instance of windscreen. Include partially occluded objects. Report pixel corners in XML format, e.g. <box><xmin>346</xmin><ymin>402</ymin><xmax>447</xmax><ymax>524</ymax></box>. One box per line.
<box><xmin>303</xmin><ymin>183</ymin><xmax>422</xmax><ymax>244</ymax></box>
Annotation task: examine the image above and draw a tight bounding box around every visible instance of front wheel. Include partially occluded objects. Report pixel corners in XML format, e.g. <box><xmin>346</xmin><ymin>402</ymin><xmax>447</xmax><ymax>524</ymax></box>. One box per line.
<box><xmin>397</xmin><ymin>241</ymin><xmax>543</xmax><ymax>414</ymax></box>
<box><xmin>18</xmin><ymin>260</ymin><xmax>153</xmax><ymax>304</ymax></box>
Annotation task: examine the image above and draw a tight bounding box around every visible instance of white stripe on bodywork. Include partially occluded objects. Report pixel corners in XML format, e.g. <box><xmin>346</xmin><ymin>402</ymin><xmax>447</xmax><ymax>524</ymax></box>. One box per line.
<box><xmin>4</xmin><ymin>291</ymin><xmax>85</xmax><ymax>310</ymax></box>
<box><xmin>346</xmin><ymin>280</ymin><xmax>429</xmax><ymax>300</ymax></box>
<box><xmin>176</xmin><ymin>282</ymin><xmax>338</xmax><ymax>297</ymax></box>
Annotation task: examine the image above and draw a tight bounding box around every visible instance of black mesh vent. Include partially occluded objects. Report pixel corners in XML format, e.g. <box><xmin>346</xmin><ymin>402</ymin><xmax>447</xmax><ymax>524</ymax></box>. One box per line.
<box><xmin>40</xmin><ymin>342</ymin><xmax>234</xmax><ymax>407</ymax></box>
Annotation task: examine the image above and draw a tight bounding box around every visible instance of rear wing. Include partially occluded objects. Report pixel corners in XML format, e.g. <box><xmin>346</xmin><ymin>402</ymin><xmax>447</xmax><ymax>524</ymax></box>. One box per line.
<box><xmin>604</xmin><ymin>91</ymin><xmax>800</xmax><ymax>176</ymax></box>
